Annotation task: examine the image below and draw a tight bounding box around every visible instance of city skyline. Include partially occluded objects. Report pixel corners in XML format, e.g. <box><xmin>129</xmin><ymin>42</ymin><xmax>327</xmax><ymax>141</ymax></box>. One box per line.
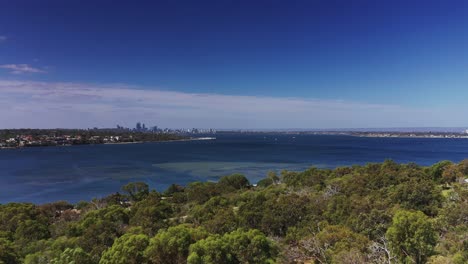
<box><xmin>1</xmin><ymin>1</ymin><xmax>468</xmax><ymax>129</ymax></box>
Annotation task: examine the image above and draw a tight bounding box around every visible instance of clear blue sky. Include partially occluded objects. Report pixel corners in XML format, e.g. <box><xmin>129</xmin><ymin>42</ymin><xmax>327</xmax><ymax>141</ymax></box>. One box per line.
<box><xmin>1</xmin><ymin>0</ymin><xmax>468</xmax><ymax>129</ymax></box>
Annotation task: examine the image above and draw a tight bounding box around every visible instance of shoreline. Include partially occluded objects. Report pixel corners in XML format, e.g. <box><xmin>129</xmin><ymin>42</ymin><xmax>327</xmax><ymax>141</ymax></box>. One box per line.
<box><xmin>103</xmin><ymin>137</ymin><xmax>216</xmax><ymax>144</ymax></box>
<box><xmin>217</xmin><ymin>130</ymin><xmax>468</xmax><ymax>139</ymax></box>
<box><xmin>0</xmin><ymin>137</ymin><xmax>216</xmax><ymax>150</ymax></box>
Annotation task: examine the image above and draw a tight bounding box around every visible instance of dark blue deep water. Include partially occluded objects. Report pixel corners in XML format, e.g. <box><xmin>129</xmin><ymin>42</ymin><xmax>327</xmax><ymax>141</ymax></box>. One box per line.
<box><xmin>1</xmin><ymin>134</ymin><xmax>468</xmax><ymax>204</ymax></box>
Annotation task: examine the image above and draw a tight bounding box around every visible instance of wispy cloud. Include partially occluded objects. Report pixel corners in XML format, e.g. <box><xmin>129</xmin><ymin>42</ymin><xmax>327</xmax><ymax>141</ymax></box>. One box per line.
<box><xmin>0</xmin><ymin>64</ymin><xmax>47</xmax><ymax>74</ymax></box>
<box><xmin>0</xmin><ymin>79</ymin><xmax>465</xmax><ymax>129</ymax></box>
<box><xmin>0</xmin><ymin>36</ymin><xmax>6</xmax><ymax>42</ymax></box>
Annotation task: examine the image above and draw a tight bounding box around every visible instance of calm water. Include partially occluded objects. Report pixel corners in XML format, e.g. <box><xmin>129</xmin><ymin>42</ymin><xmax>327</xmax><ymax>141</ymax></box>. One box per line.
<box><xmin>1</xmin><ymin>134</ymin><xmax>468</xmax><ymax>204</ymax></box>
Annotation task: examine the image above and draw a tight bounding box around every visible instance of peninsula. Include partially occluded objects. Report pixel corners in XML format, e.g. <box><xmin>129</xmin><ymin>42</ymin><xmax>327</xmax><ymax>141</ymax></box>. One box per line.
<box><xmin>0</xmin><ymin>128</ymin><xmax>187</xmax><ymax>149</ymax></box>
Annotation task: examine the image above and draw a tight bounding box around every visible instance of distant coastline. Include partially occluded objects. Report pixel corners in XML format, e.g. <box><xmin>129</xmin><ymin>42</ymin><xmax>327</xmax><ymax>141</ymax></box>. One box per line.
<box><xmin>3</xmin><ymin>127</ymin><xmax>468</xmax><ymax>150</ymax></box>
<box><xmin>217</xmin><ymin>130</ymin><xmax>468</xmax><ymax>139</ymax></box>
<box><xmin>103</xmin><ymin>137</ymin><xmax>216</xmax><ymax>145</ymax></box>
<box><xmin>0</xmin><ymin>134</ymin><xmax>216</xmax><ymax>150</ymax></box>
<box><xmin>0</xmin><ymin>128</ymin><xmax>198</xmax><ymax>149</ymax></box>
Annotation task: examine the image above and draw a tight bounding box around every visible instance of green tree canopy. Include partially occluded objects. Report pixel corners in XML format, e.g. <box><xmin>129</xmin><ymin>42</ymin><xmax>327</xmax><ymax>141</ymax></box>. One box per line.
<box><xmin>72</xmin><ymin>205</ymin><xmax>129</xmax><ymax>262</ymax></box>
<box><xmin>99</xmin><ymin>233</ymin><xmax>149</xmax><ymax>264</ymax></box>
<box><xmin>121</xmin><ymin>182</ymin><xmax>150</xmax><ymax>201</ymax></box>
<box><xmin>129</xmin><ymin>192</ymin><xmax>172</xmax><ymax>235</ymax></box>
<box><xmin>0</xmin><ymin>237</ymin><xmax>20</xmax><ymax>264</ymax></box>
<box><xmin>51</xmin><ymin>247</ymin><xmax>92</xmax><ymax>264</ymax></box>
<box><xmin>145</xmin><ymin>225</ymin><xmax>208</xmax><ymax>264</ymax></box>
<box><xmin>185</xmin><ymin>182</ymin><xmax>220</xmax><ymax>204</ymax></box>
<box><xmin>217</xmin><ymin>174</ymin><xmax>250</xmax><ymax>192</ymax></box>
<box><xmin>187</xmin><ymin>229</ymin><xmax>276</xmax><ymax>264</ymax></box>
<box><xmin>386</xmin><ymin>210</ymin><xmax>437</xmax><ymax>264</ymax></box>
<box><xmin>429</xmin><ymin>160</ymin><xmax>453</xmax><ymax>182</ymax></box>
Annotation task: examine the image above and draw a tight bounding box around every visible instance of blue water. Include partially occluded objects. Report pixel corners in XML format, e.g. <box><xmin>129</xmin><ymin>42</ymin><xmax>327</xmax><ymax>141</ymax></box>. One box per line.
<box><xmin>1</xmin><ymin>134</ymin><xmax>468</xmax><ymax>204</ymax></box>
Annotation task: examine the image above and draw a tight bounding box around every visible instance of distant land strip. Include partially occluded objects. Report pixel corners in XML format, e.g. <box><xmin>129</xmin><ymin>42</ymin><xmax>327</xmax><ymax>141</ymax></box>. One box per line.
<box><xmin>217</xmin><ymin>130</ymin><xmax>468</xmax><ymax>139</ymax></box>
<box><xmin>0</xmin><ymin>128</ymin><xmax>190</xmax><ymax>149</ymax></box>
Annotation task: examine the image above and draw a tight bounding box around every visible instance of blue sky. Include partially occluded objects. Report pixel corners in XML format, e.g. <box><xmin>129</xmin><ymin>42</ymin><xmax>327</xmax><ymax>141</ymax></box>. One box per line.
<box><xmin>1</xmin><ymin>0</ymin><xmax>468</xmax><ymax>129</ymax></box>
